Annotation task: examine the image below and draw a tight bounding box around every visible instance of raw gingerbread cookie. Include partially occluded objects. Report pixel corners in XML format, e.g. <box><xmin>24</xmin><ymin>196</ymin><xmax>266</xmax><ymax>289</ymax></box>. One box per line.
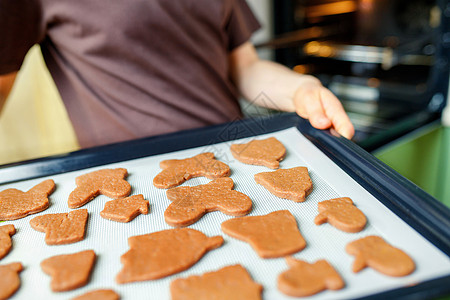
<box><xmin>0</xmin><ymin>262</ymin><xmax>23</xmax><ymax>300</ymax></box>
<box><xmin>116</xmin><ymin>228</ymin><xmax>223</xmax><ymax>283</ymax></box>
<box><xmin>0</xmin><ymin>179</ymin><xmax>55</xmax><ymax>220</ymax></box>
<box><xmin>68</xmin><ymin>168</ymin><xmax>131</xmax><ymax>209</ymax></box>
<box><xmin>0</xmin><ymin>224</ymin><xmax>15</xmax><ymax>260</ymax></box>
<box><xmin>100</xmin><ymin>194</ymin><xmax>149</xmax><ymax>223</ymax></box>
<box><xmin>41</xmin><ymin>250</ymin><xmax>96</xmax><ymax>292</ymax></box>
<box><xmin>170</xmin><ymin>265</ymin><xmax>263</xmax><ymax>300</ymax></box>
<box><xmin>165</xmin><ymin>178</ymin><xmax>252</xmax><ymax>227</ymax></box>
<box><xmin>230</xmin><ymin>137</ymin><xmax>286</xmax><ymax>169</ymax></box>
<box><xmin>278</xmin><ymin>257</ymin><xmax>344</xmax><ymax>297</ymax></box>
<box><xmin>254</xmin><ymin>167</ymin><xmax>313</xmax><ymax>202</ymax></box>
<box><xmin>153</xmin><ymin>152</ymin><xmax>230</xmax><ymax>189</ymax></box>
<box><xmin>346</xmin><ymin>235</ymin><xmax>415</xmax><ymax>277</ymax></box>
<box><xmin>30</xmin><ymin>209</ymin><xmax>88</xmax><ymax>245</ymax></box>
<box><xmin>314</xmin><ymin>197</ymin><xmax>367</xmax><ymax>233</ymax></box>
<box><xmin>221</xmin><ymin>210</ymin><xmax>306</xmax><ymax>258</ymax></box>
<box><xmin>72</xmin><ymin>289</ymin><xmax>120</xmax><ymax>300</ymax></box>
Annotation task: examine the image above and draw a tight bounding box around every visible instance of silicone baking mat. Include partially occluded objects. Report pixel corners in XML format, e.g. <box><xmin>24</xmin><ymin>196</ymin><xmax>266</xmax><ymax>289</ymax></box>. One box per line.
<box><xmin>2</xmin><ymin>127</ymin><xmax>450</xmax><ymax>299</ymax></box>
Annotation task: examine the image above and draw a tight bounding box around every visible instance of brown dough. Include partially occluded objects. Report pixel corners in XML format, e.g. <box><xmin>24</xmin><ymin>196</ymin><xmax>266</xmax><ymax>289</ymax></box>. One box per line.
<box><xmin>30</xmin><ymin>209</ymin><xmax>88</xmax><ymax>245</ymax></box>
<box><xmin>0</xmin><ymin>224</ymin><xmax>15</xmax><ymax>260</ymax></box>
<box><xmin>0</xmin><ymin>262</ymin><xmax>23</xmax><ymax>300</ymax></box>
<box><xmin>41</xmin><ymin>250</ymin><xmax>96</xmax><ymax>292</ymax></box>
<box><xmin>230</xmin><ymin>137</ymin><xmax>286</xmax><ymax>169</ymax></box>
<box><xmin>221</xmin><ymin>210</ymin><xmax>306</xmax><ymax>258</ymax></box>
<box><xmin>116</xmin><ymin>228</ymin><xmax>223</xmax><ymax>283</ymax></box>
<box><xmin>68</xmin><ymin>168</ymin><xmax>131</xmax><ymax>209</ymax></box>
<box><xmin>100</xmin><ymin>194</ymin><xmax>149</xmax><ymax>222</ymax></box>
<box><xmin>153</xmin><ymin>153</ymin><xmax>230</xmax><ymax>189</ymax></box>
<box><xmin>72</xmin><ymin>289</ymin><xmax>120</xmax><ymax>300</ymax></box>
<box><xmin>170</xmin><ymin>264</ymin><xmax>263</xmax><ymax>300</ymax></box>
<box><xmin>165</xmin><ymin>177</ymin><xmax>252</xmax><ymax>227</ymax></box>
<box><xmin>0</xmin><ymin>179</ymin><xmax>55</xmax><ymax>221</ymax></box>
<box><xmin>346</xmin><ymin>235</ymin><xmax>415</xmax><ymax>277</ymax></box>
<box><xmin>278</xmin><ymin>257</ymin><xmax>344</xmax><ymax>297</ymax></box>
<box><xmin>254</xmin><ymin>167</ymin><xmax>313</xmax><ymax>202</ymax></box>
<box><xmin>314</xmin><ymin>197</ymin><xmax>367</xmax><ymax>233</ymax></box>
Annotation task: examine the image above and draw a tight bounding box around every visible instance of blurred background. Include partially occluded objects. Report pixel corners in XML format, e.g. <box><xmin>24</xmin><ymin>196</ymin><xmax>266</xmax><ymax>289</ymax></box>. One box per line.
<box><xmin>1</xmin><ymin>0</ymin><xmax>449</xmax><ymax>205</ymax></box>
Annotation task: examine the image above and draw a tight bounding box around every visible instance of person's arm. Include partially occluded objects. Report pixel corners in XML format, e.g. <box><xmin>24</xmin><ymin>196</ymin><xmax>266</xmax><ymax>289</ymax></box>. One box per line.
<box><xmin>229</xmin><ymin>41</ymin><xmax>355</xmax><ymax>139</ymax></box>
<box><xmin>0</xmin><ymin>72</ymin><xmax>17</xmax><ymax>113</ymax></box>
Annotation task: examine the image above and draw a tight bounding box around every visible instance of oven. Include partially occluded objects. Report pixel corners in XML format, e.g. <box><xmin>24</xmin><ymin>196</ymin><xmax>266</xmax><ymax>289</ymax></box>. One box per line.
<box><xmin>261</xmin><ymin>0</ymin><xmax>450</xmax><ymax>151</ymax></box>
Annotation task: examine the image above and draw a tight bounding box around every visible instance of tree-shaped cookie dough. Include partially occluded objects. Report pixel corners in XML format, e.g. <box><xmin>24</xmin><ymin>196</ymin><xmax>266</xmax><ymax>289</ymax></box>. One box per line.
<box><xmin>0</xmin><ymin>224</ymin><xmax>15</xmax><ymax>260</ymax></box>
<box><xmin>346</xmin><ymin>235</ymin><xmax>415</xmax><ymax>277</ymax></box>
<box><xmin>278</xmin><ymin>257</ymin><xmax>344</xmax><ymax>297</ymax></box>
<box><xmin>68</xmin><ymin>168</ymin><xmax>131</xmax><ymax>209</ymax></box>
<box><xmin>0</xmin><ymin>179</ymin><xmax>55</xmax><ymax>220</ymax></box>
<box><xmin>230</xmin><ymin>137</ymin><xmax>286</xmax><ymax>169</ymax></box>
<box><xmin>100</xmin><ymin>194</ymin><xmax>149</xmax><ymax>223</ymax></box>
<box><xmin>0</xmin><ymin>262</ymin><xmax>23</xmax><ymax>300</ymax></box>
<box><xmin>254</xmin><ymin>167</ymin><xmax>313</xmax><ymax>202</ymax></box>
<box><xmin>116</xmin><ymin>228</ymin><xmax>223</xmax><ymax>283</ymax></box>
<box><xmin>170</xmin><ymin>265</ymin><xmax>263</xmax><ymax>300</ymax></box>
<box><xmin>41</xmin><ymin>250</ymin><xmax>96</xmax><ymax>292</ymax></box>
<box><xmin>221</xmin><ymin>210</ymin><xmax>306</xmax><ymax>258</ymax></box>
<box><xmin>165</xmin><ymin>178</ymin><xmax>252</xmax><ymax>227</ymax></box>
<box><xmin>314</xmin><ymin>197</ymin><xmax>367</xmax><ymax>233</ymax></box>
<box><xmin>30</xmin><ymin>209</ymin><xmax>88</xmax><ymax>245</ymax></box>
<box><xmin>153</xmin><ymin>153</ymin><xmax>230</xmax><ymax>189</ymax></box>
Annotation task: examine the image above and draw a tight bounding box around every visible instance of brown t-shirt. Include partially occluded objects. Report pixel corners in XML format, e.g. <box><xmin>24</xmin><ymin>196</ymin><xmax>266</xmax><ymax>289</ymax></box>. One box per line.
<box><xmin>0</xmin><ymin>0</ymin><xmax>260</xmax><ymax>148</ymax></box>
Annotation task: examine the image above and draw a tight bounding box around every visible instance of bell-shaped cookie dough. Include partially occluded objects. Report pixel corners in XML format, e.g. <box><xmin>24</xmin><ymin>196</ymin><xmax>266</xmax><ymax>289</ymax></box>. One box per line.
<box><xmin>116</xmin><ymin>228</ymin><xmax>223</xmax><ymax>283</ymax></box>
<box><xmin>171</xmin><ymin>265</ymin><xmax>263</xmax><ymax>300</ymax></box>
<box><xmin>254</xmin><ymin>167</ymin><xmax>312</xmax><ymax>202</ymax></box>
<box><xmin>221</xmin><ymin>210</ymin><xmax>306</xmax><ymax>258</ymax></box>
<box><xmin>230</xmin><ymin>137</ymin><xmax>286</xmax><ymax>169</ymax></box>
<box><xmin>41</xmin><ymin>250</ymin><xmax>96</xmax><ymax>292</ymax></box>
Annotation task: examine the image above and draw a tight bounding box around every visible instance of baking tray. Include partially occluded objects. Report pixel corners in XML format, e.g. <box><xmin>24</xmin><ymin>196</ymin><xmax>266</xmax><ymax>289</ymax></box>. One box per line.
<box><xmin>0</xmin><ymin>113</ymin><xmax>449</xmax><ymax>299</ymax></box>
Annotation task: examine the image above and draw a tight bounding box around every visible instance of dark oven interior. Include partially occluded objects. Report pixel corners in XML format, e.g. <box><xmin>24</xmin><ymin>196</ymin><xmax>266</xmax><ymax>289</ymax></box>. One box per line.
<box><xmin>266</xmin><ymin>0</ymin><xmax>450</xmax><ymax>151</ymax></box>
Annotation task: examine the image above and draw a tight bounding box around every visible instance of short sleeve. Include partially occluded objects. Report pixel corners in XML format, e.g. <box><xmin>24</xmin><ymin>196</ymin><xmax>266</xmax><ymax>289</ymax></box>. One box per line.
<box><xmin>0</xmin><ymin>0</ymin><xmax>43</xmax><ymax>74</ymax></box>
<box><xmin>225</xmin><ymin>0</ymin><xmax>261</xmax><ymax>51</ymax></box>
